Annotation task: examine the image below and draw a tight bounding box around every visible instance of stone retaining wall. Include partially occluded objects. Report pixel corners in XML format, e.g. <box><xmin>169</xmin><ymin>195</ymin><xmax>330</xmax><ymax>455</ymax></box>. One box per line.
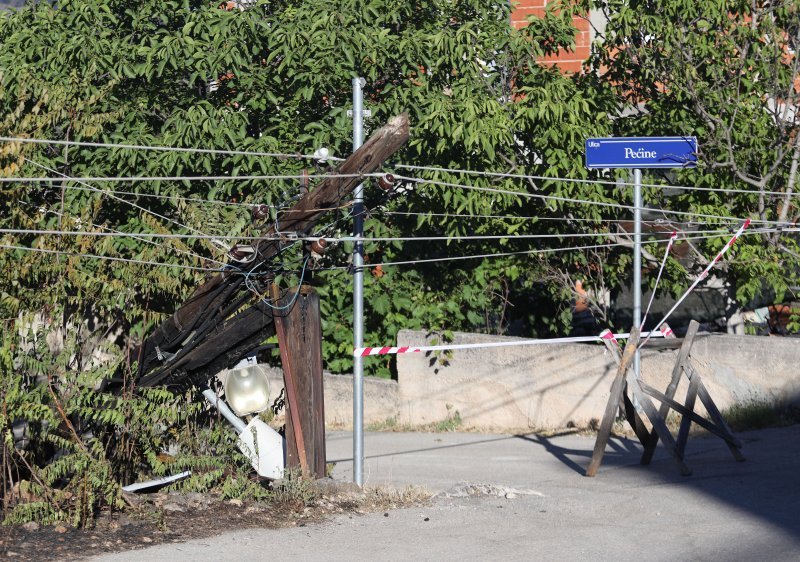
<box><xmin>394</xmin><ymin>330</ymin><xmax>800</xmax><ymax>431</ymax></box>
<box><xmin>262</xmin><ymin>332</ymin><xmax>798</xmax><ymax>431</ymax></box>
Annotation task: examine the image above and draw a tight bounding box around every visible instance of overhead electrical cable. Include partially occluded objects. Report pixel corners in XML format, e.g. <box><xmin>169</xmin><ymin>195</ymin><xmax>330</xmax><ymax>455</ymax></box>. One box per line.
<box><xmin>0</xmin><ymin>172</ymin><xmax>378</xmax><ymax>183</ymax></box>
<box><xmin>393</xmin><ymin>163</ymin><xmax>800</xmax><ymax>200</ymax></box>
<box><xmin>379</xmin><ymin>210</ymin><xmax>742</xmax><ymax>226</ymax></box>
<box><xmin>14</xmin><ymin>201</ymin><xmax>230</xmax><ymax>268</ymax></box>
<box><xmin>395</xmin><ymin>174</ymin><xmax>793</xmax><ymax>226</ymax></box>
<box><xmin>317</xmin><ymin>228</ymin><xmax>775</xmax><ymax>270</ymax></box>
<box><xmin>0</xmin><ymin>135</ymin><xmax>345</xmax><ymax>161</ymax></box>
<box><xmin>24</xmin><ymin>158</ymin><xmax>231</xmax><ymax>253</ymax></box>
<box><xmin>0</xmin><ymin>227</ymin><xmax>742</xmax><ymax>243</ymax></box>
<box><xmin>2</xmin><ymin>227</ymin><xmax>777</xmax><ymax>273</ymax></box>
<box><xmin>0</xmin><ymin>243</ymin><xmax>222</xmax><ymax>272</ymax></box>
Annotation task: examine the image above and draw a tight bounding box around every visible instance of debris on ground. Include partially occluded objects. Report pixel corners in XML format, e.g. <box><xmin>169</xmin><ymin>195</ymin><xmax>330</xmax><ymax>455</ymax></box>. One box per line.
<box><xmin>439</xmin><ymin>482</ymin><xmax>545</xmax><ymax>500</ymax></box>
<box><xmin>0</xmin><ymin>481</ymin><xmax>430</xmax><ymax>561</ymax></box>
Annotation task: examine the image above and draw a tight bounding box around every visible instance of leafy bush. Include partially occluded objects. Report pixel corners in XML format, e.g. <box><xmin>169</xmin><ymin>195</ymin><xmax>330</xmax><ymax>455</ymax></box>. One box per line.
<box><xmin>0</xmin><ymin>323</ymin><xmax>268</xmax><ymax>527</ymax></box>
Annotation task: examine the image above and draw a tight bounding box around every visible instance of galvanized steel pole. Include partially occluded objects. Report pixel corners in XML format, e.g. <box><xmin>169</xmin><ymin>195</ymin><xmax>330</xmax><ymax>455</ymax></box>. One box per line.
<box><xmin>352</xmin><ymin>77</ymin><xmax>366</xmax><ymax>486</ymax></box>
<box><xmin>633</xmin><ymin>168</ymin><xmax>642</xmax><ymax>379</ymax></box>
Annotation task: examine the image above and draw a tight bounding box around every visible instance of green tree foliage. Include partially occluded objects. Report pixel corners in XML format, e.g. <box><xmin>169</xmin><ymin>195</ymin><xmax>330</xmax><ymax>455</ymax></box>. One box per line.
<box><xmin>0</xmin><ymin>0</ymin><xmax>618</xmax><ymax>523</ymax></box>
<box><xmin>3</xmin><ymin>0</ymin><xmax>798</xmax><ymax>524</ymax></box>
<box><xmin>0</xmin><ymin>0</ymin><xmax>619</xmax><ymax>380</ymax></box>
<box><xmin>563</xmin><ymin>0</ymin><xmax>800</xmax><ymax>308</ymax></box>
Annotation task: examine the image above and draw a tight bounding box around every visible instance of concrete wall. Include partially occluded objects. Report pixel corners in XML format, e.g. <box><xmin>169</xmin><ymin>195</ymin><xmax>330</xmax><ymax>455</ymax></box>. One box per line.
<box><xmin>258</xmin><ymin>367</ymin><xmax>399</xmax><ymax>429</ymax></box>
<box><xmin>246</xmin><ymin>332</ymin><xmax>798</xmax><ymax>432</ymax></box>
<box><xmin>395</xmin><ymin>330</ymin><xmax>800</xmax><ymax>431</ymax></box>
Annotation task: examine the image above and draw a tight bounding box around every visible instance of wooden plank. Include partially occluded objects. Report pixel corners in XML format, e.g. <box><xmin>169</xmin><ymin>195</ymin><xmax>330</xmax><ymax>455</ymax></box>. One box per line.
<box><xmin>134</xmin><ymin>114</ymin><xmax>410</xmax><ymax>387</ymax></box>
<box><xmin>271</xmin><ymin>285</ymin><xmax>309</xmax><ymax>477</ymax></box>
<box><xmin>685</xmin><ymin>364</ymin><xmax>746</xmax><ymax>460</ymax></box>
<box><xmin>599</xmin><ymin>331</ymin><xmax>649</xmax><ymax>447</ymax></box>
<box><xmin>586</xmin><ymin>328</ymin><xmax>639</xmax><ymax>477</ymax></box>
<box><xmin>622</xmin><ymin>390</ymin><xmax>651</xmax><ymax>445</ymax></box>
<box><xmin>638</xmin><ymin>380</ymin><xmax>740</xmax><ymax>448</ymax></box>
<box><xmin>676</xmin><ymin>378</ymin><xmax>699</xmax><ymax>457</ymax></box>
<box><xmin>280</xmin><ymin>286</ymin><xmax>326</xmax><ymax>478</ymax></box>
<box><xmin>628</xmin><ymin>377</ymin><xmax>692</xmax><ymax>476</ymax></box>
<box><xmin>641</xmin><ymin>321</ymin><xmax>699</xmax><ymax>464</ymax></box>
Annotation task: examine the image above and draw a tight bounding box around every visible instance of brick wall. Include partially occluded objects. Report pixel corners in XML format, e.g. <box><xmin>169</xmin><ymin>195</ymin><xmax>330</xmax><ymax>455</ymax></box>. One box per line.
<box><xmin>510</xmin><ymin>0</ymin><xmax>591</xmax><ymax>74</ymax></box>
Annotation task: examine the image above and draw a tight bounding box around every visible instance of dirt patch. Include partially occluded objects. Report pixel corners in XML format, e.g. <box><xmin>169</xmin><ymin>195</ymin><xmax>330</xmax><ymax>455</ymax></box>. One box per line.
<box><xmin>0</xmin><ymin>481</ymin><xmax>430</xmax><ymax>560</ymax></box>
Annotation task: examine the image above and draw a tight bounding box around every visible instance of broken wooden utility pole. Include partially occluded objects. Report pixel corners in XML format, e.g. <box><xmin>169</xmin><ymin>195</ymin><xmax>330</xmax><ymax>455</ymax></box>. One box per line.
<box><xmin>272</xmin><ymin>285</ymin><xmax>327</xmax><ymax>478</ymax></box>
<box><xmin>129</xmin><ymin>113</ymin><xmax>410</xmax><ymax>390</ymax></box>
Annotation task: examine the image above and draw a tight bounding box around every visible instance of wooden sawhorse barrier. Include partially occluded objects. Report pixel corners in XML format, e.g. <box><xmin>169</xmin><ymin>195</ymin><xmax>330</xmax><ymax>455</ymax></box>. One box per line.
<box><xmin>586</xmin><ymin>320</ymin><xmax>745</xmax><ymax>477</ymax></box>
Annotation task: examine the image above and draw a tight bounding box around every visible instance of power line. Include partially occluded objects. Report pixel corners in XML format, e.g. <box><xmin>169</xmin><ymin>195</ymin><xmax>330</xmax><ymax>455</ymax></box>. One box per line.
<box><xmin>393</xmin><ymin>162</ymin><xmax>800</xmax><ymax>199</ymax></box>
<box><xmin>380</xmin><ymin>210</ymin><xmax>740</xmax><ymax>226</ymax></box>
<box><xmin>2</xmin><ymin>226</ymin><xmax>777</xmax><ymax>273</ymax></box>
<box><xmin>319</xmin><ymin>227</ymin><xmax>769</xmax><ymax>270</ymax></box>
<box><xmin>395</xmin><ymin>174</ymin><xmax>793</xmax><ymax>226</ymax></box>
<box><xmin>1</xmin><ymin>136</ymin><xmax>345</xmax><ymax>161</ymax></box>
<box><xmin>15</xmin><ymin>200</ymin><xmax>230</xmax><ymax>268</ymax></box>
<box><xmin>0</xmin><ymin>243</ymin><xmax>221</xmax><ymax>272</ymax></box>
<box><xmin>0</xmin><ymin>227</ymin><xmax>738</xmax><ymax>244</ymax></box>
<box><xmin>24</xmin><ymin>158</ymin><xmax>231</xmax><ymax>253</ymax></box>
<box><xmin>23</xmin><ymin>183</ymin><xmax>264</xmax><ymax>208</ymax></box>
<box><xmin>20</xmin><ymin>180</ymin><xmax>354</xmax><ymax>214</ymax></box>
<box><xmin>0</xmin><ymin>172</ymin><xmax>377</xmax><ymax>183</ymax></box>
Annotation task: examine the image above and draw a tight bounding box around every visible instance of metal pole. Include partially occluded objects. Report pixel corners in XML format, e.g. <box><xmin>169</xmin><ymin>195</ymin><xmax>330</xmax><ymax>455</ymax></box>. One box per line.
<box><xmin>633</xmin><ymin>168</ymin><xmax>642</xmax><ymax>379</ymax></box>
<box><xmin>352</xmin><ymin>77</ymin><xmax>366</xmax><ymax>486</ymax></box>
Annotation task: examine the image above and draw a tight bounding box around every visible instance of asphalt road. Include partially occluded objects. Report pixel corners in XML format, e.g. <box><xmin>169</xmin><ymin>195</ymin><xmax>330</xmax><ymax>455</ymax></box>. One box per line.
<box><xmin>94</xmin><ymin>424</ymin><xmax>800</xmax><ymax>561</ymax></box>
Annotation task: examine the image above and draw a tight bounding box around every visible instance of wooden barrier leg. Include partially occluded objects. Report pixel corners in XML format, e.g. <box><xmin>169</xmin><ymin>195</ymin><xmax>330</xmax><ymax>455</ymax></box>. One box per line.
<box><xmin>628</xmin><ymin>378</ymin><xmax>692</xmax><ymax>476</ymax></box>
<box><xmin>641</xmin><ymin>321</ymin><xmax>699</xmax><ymax>465</ymax></box>
<box><xmin>676</xmin><ymin>378</ymin><xmax>699</xmax><ymax>458</ymax></box>
<box><xmin>685</xmin><ymin>365</ymin><xmax>745</xmax><ymax>461</ymax></box>
<box><xmin>586</xmin><ymin>329</ymin><xmax>639</xmax><ymax>477</ymax></box>
<box><xmin>599</xmin><ymin>330</ymin><xmax>649</xmax><ymax>448</ymax></box>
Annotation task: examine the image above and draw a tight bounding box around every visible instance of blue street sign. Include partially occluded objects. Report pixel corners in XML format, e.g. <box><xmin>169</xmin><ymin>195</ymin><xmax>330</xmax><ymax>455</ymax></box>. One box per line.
<box><xmin>585</xmin><ymin>136</ymin><xmax>698</xmax><ymax>169</ymax></box>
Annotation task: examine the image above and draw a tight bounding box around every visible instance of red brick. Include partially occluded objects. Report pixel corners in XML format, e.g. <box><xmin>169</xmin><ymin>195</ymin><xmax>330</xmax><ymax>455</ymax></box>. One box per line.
<box><xmin>512</xmin><ymin>6</ymin><xmax>548</xmax><ymax>20</ymax></box>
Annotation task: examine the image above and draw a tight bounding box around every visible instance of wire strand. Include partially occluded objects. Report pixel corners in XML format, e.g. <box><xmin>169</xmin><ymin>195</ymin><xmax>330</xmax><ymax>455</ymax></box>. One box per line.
<box><xmin>0</xmin><ymin>243</ymin><xmax>221</xmax><ymax>272</ymax></box>
<box><xmin>0</xmin><ymin>227</ymin><xmax>741</xmax><ymax>243</ymax></box>
<box><xmin>393</xmin><ymin>162</ymin><xmax>800</xmax><ymax>199</ymax></box>
<box><xmin>0</xmin><ymin>172</ymin><xmax>377</xmax><ymax>183</ymax></box>
<box><xmin>1</xmin><ymin>136</ymin><xmax>345</xmax><ymax>161</ymax></box>
<box><xmin>380</xmin><ymin>210</ymin><xmax>740</xmax><ymax>226</ymax></box>
<box><xmin>320</xmin><ymin>227</ymin><xmax>771</xmax><ymax>270</ymax></box>
<box><xmin>15</xmin><ymin>200</ymin><xmax>230</xmax><ymax>268</ymax></box>
<box><xmin>395</xmin><ymin>174</ymin><xmax>793</xmax><ymax>226</ymax></box>
<box><xmin>24</xmin><ymin>158</ymin><xmax>231</xmax><ymax>253</ymax></box>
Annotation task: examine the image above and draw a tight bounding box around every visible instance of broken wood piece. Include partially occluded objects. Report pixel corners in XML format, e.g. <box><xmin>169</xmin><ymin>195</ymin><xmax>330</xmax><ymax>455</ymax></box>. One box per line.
<box><xmin>676</xmin><ymin>378</ymin><xmax>699</xmax><ymax>457</ymax></box>
<box><xmin>272</xmin><ymin>284</ymin><xmax>310</xmax><ymax>478</ymax></box>
<box><xmin>278</xmin><ymin>286</ymin><xmax>327</xmax><ymax>478</ymax></box>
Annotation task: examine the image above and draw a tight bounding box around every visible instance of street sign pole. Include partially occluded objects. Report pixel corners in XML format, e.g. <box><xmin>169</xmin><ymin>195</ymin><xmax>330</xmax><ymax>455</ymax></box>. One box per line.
<box><xmin>585</xmin><ymin>136</ymin><xmax>697</xmax><ymax>381</ymax></box>
<box><xmin>352</xmin><ymin>77</ymin><xmax>365</xmax><ymax>487</ymax></box>
<box><xmin>633</xmin><ymin>168</ymin><xmax>642</xmax><ymax>379</ymax></box>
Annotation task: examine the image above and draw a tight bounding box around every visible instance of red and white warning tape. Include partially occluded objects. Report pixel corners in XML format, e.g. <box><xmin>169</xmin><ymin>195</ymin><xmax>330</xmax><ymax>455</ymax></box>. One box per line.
<box><xmin>640</xmin><ymin>230</ymin><xmax>678</xmax><ymax>330</ymax></box>
<box><xmin>356</xmin><ymin>219</ymin><xmax>749</xmax><ymax>358</ymax></box>
<box><xmin>354</xmin><ymin>330</ymin><xmax>666</xmax><ymax>357</ymax></box>
<box><xmin>641</xmin><ymin>219</ymin><xmax>750</xmax><ymax>348</ymax></box>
